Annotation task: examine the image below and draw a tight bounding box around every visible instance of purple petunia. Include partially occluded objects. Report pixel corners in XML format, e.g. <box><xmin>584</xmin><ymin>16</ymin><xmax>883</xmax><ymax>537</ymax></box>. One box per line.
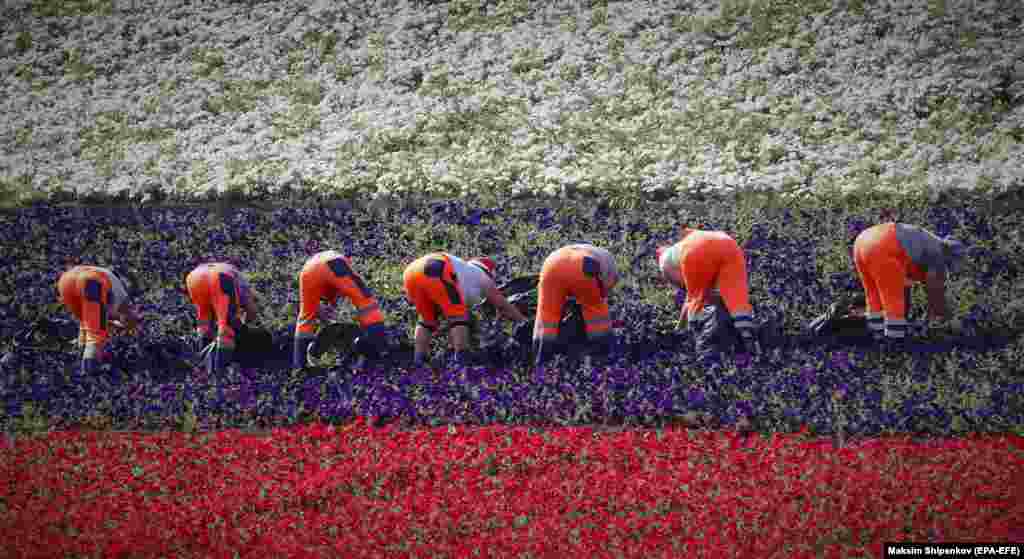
<box><xmin>0</xmin><ymin>197</ymin><xmax>1019</xmax><ymax>436</ymax></box>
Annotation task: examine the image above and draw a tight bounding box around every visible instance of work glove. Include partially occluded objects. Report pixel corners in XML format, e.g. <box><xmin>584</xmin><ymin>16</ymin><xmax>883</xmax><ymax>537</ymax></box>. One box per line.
<box><xmin>195</xmin><ymin>334</ymin><xmax>215</xmax><ymax>355</ymax></box>
<box><xmin>809</xmin><ymin>302</ymin><xmax>843</xmax><ymax>336</ymax></box>
<box><xmin>292</xmin><ymin>336</ymin><xmax>314</xmax><ymax>370</ymax></box>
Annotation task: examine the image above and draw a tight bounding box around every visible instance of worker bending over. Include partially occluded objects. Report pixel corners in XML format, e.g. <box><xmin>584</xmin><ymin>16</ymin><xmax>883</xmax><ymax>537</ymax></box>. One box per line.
<box><xmin>404</xmin><ymin>255</ymin><xmax>527</xmax><ymax>366</ymax></box>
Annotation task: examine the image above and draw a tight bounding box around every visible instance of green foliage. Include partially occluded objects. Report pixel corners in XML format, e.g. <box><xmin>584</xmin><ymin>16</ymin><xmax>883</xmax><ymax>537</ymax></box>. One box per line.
<box><xmin>179</xmin><ymin>400</ymin><xmax>198</xmax><ymax>433</ymax></box>
<box><xmin>4</xmin><ymin>1</ymin><xmax>1018</xmax><ymax>207</ymax></box>
<box><xmin>173</xmin><ymin>160</ymin><xmax>212</xmax><ymax>195</ymax></box>
<box><xmin>13</xmin><ymin>126</ymin><xmax>32</xmax><ymax>148</ymax></box>
<box><xmin>15</xmin><ymin>31</ymin><xmax>32</xmax><ymax>53</ymax></box>
<box><xmin>448</xmin><ymin>0</ymin><xmax>531</xmax><ymax>30</ymax></box>
<box><xmin>560</xmin><ymin>14</ymin><xmax>578</xmax><ymax>33</ymax></box>
<box><xmin>203</xmin><ymin>80</ymin><xmax>271</xmax><ymax>115</ymax></box>
<box><xmin>224</xmin><ymin>158</ymin><xmax>289</xmax><ymax>192</ymax></box>
<box><xmin>192</xmin><ymin>48</ymin><xmax>226</xmax><ymax>79</ymax></box>
<box><xmin>303</xmin><ymin>29</ymin><xmax>339</xmax><ymax>59</ymax></box>
<box><xmin>745</xmin><ymin>0</ymin><xmax>831</xmax><ymax>49</ymax></box>
<box><xmin>141</xmin><ymin>94</ymin><xmax>162</xmax><ymax>115</ymax></box>
<box><xmin>285</xmin><ymin>78</ymin><xmax>324</xmax><ymax>106</ymax></box>
<box><xmin>366</xmin><ymin>31</ymin><xmax>388</xmax><ymax>78</ymax></box>
<box><xmin>271</xmin><ymin>104</ymin><xmax>321</xmax><ymax>140</ymax></box>
<box><xmin>63</xmin><ymin>48</ymin><xmax>95</xmax><ymax>83</ymax></box>
<box><xmin>447</xmin><ymin>0</ymin><xmax>479</xmax><ymax>26</ymax></box>
<box><xmin>30</xmin><ymin>0</ymin><xmax>113</xmax><ymax>17</ymax></box>
<box><xmin>0</xmin><ymin>175</ymin><xmax>46</xmax><ymax>209</ymax></box>
<box><xmin>78</xmin><ymin>112</ymin><xmax>175</xmax><ymax>172</ymax></box>
<box><xmin>334</xmin><ymin>61</ymin><xmax>356</xmax><ymax>83</ymax></box>
<box><xmin>14</xmin><ymin>63</ymin><xmax>34</xmax><ymax>84</ymax></box>
<box><xmin>7</xmin><ymin>403</ymin><xmax>51</xmax><ymax>437</ymax></box>
<box><xmin>510</xmin><ymin>48</ymin><xmax>546</xmax><ymax>75</ymax></box>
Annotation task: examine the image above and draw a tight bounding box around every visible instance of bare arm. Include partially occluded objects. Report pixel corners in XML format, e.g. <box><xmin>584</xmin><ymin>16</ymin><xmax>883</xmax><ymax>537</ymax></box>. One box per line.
<box><xmin>244</xmin><ymin>290</ymin><xmax>259</xmax><ymax>323</ymax></box>
<box><xmin>484</xmin><ymin>284</ymin><xmax>528</xmax><ymax>323</ymax></box>
<box><xmin>925</xmin><ymin>270</ymin><xmax>947</xmax><ymax>321</ymax></box>
<box><xmin>604</xmin><ymin>268</ymin><xmax>620</xmax><ymax>294</ymax></box>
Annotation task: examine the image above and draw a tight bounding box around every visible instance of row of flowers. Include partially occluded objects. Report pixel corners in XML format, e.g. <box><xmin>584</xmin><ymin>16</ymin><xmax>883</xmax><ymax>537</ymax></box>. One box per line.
<box><xmin>1</xmin><ymin>195</ymin><xmax>1022</xmax><ymax>436</ymax></box>
<box><xmin>3</xmin><ymin>421</ymin><xmax>1022</xmax><ymax>557</ymax></box>
<box><xmin>2</xmin><ymin>0</ymin><xmax>1021</xmax><ymax>201</ymax></box>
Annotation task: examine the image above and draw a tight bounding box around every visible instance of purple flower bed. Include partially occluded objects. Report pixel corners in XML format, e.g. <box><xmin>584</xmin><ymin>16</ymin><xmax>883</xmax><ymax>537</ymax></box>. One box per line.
<box><xmin>1</xmin><ymin>192</ymin><xmax>1022</xmax><ymax>437</ymax></box>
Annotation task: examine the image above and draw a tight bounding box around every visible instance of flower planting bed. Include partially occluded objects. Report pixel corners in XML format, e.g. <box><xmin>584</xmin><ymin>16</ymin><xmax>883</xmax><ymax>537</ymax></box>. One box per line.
<box><xmin>3</xmin><ymin>0</ymin><xmax>1024</xmax><ymax>554</ymax></box>
<box><xmin>2</xmin><ymin>194</ymin><xmax>1022</xmax><ymax>436</ymax></box>
<box><xmin>1</xmin><ymin>192</ymin><xmax>1024</xmax><ymax>555</ymax></box>
<box><xmin>2</xmin><ymin>422</ymin><xmax>1022</xmax><ymax>558</ymax></box>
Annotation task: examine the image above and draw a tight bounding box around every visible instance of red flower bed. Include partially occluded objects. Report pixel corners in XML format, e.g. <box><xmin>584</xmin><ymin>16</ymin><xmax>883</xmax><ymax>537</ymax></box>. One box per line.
<box><xmin>1</xmin><ymin>423</ymin><xmax>1022</xmax><ymax>558</ymax></box>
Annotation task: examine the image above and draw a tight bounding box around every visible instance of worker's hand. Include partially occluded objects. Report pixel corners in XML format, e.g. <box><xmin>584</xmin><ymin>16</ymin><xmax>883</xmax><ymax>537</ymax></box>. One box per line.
<box><xmin>925</xmin><ymin>272</ymin><xmax>947</xmax><ymax>323</ymax></box>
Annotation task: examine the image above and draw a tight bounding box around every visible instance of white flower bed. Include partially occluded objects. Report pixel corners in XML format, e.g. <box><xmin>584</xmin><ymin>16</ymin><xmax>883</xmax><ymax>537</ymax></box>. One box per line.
<box><xmin>1</xmin><ymin>0</ymin><xmax>1022</xmax><ymax>202</ymax></box>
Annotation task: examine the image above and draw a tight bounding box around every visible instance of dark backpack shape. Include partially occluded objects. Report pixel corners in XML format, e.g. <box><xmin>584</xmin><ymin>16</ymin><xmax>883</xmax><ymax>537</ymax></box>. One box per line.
<box><xmin>558</xmin><ymin>298</ymin><xmax>588</xmax><ymax>347</ymax></box>
<box><xmin>809</xmin><ymin>295</ymin><xmax>872</xmax><ymax>342</ymax></box>
<box><xmin>234</xmin><ymin>324</ymin><xmax>275</xmax><ymax>366</ymax></box>
<box><xmin>196</xmin><ymin>325</ymin><xmax>277</xmax><ymax>368</ymax></box>
<box><xmin>482</xmin><ymin>274</ymin><xmax>588</xmax><ymax>349</ymax></box>
<box><xmin>500</xmin><ymin>275</ymin><xmax>541</xmax><ymax>299</ymax></box>
<box><xmin>498</xmin><ymin>275</ymin><xmax>541</xmax><ymax>319</ymax></box>
<box><xmin>16</xmin><ymin>317</ymin><xmax>78</xmax><ymax>346</ymax></box>
<box><xmin>310</xmin><ymin>323</ymin><xmax>362</xmax><ymax>359</ymax></box>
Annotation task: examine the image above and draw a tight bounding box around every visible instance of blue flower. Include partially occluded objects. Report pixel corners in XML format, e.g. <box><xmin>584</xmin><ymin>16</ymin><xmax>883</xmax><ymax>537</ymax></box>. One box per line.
<box><xmin>686</xmin><ymin>388</ymin><xmax>705</xmax><ymax>408</ymax></box>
